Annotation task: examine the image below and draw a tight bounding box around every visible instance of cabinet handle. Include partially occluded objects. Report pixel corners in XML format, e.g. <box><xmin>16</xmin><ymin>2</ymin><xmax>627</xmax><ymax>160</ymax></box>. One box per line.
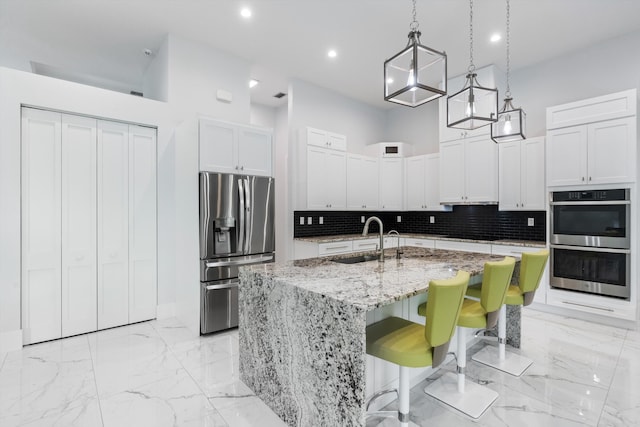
<box><xmin>235</xmin><ymin>165</ymin><xmax>239</xmax><ymax>170</ymax></box>
<box><xmin>589</xmin><ymin>177</ymin><xmax>592</xmax><ymax>181</ymax></box>
<box><xmin>582</xmin><ymin>177</ymin><xmax>585</xmax><ymax>181</ymax></box>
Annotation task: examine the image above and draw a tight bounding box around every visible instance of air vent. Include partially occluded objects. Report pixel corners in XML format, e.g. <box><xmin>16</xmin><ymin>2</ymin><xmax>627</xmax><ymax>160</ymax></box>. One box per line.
<box><xmin>273</xmin><ymin>92</ymin><xmax>286</xmax><ymax>99</ymax></box>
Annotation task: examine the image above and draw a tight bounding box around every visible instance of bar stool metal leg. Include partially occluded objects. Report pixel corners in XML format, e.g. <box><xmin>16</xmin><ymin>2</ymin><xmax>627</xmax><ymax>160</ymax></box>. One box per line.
<box><xmin>471</xmin><ymin>305</ymin><xmax>533</xmax><ymax>376</ymax></box>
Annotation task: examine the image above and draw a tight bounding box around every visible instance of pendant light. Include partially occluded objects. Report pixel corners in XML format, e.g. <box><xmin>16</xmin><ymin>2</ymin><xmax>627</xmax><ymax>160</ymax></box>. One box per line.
<box><xmin>447</xmin><ymin>0</ymin><xmax>498</xmax><ymax>129</ymax></box>
<box><xmin>491</xmin><ymin>0</ymin><xmax>526</xmax><ymax>142</ymax></box>
<box><xmin>384</xmin><ymin>0</ymin><xmax>447</xmax><ymax>107</ymax></box>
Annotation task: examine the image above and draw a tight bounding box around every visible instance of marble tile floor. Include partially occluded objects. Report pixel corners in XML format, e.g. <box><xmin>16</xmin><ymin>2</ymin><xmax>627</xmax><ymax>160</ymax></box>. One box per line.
<box><xmin>1</xmin><ymin>310</ymin><xmax>638</xmax><ymax>427</ymax></box>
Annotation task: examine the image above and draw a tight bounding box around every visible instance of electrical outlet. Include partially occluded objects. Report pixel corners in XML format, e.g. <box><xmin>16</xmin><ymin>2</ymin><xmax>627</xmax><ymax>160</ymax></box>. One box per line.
<box><xmin>319</xmin><ymin>216</ymin><xmax>324</xmax><ymax>225</ymax></box>
<box><xmin>430</xmin><ymin>216</ymin><xmax>435</xmax><ymax>224</ymax></box>
<box><xmin>299</xmin><ymin>217</ymin><xmax>304</xmax><ymax>225</ymax></box>
<box><xmin>307</xmin><ymin>217</ymin><xmax>313</xmax><ymax>225</ymax></box>
<box><xmin>361</xmin><ymin>216</ymin><xmax>365</xmax><ymax>223</ymax></box>
<box><xmin>397</xmin><ymin>215</ymin><xmax>402</xmax><ymax>223</ymax></box>
<box><xmin>528</xmin><ymin>217</ymin><xmax>535</xmax><ymax>227</ymax></box>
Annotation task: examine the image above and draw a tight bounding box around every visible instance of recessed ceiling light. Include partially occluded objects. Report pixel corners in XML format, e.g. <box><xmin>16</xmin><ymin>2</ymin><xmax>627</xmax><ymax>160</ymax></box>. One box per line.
<box><xmin>240</xmin><ymin>7</ymin><xmax>252</xmax><ymax>18</ymax></box>
<box><xmin>249</xmin><ymin>79</ymin><xmax>259</xmax><ymax>88</ymax></box>
<box><xmin>327</xmin><ymin>49</ymin><xmax>337</xmax><ymax>58</ymax></box>
<box><xmin>490</xmin><ymin>33</ymin><xmax>501</xmax><ymax>43</ymax></box>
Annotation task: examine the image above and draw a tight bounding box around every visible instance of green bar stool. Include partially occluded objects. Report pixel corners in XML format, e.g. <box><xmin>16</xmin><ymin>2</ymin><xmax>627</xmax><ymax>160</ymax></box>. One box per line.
<box><xmin>421</xmin><ymin>257</ymin><xmax>515</xmax><ymax>419</ymax></box>
<box><xmin>366</xmin><ymin>271</ymin><xmax>469</xmax><ymax>426</ymax></box>
<box><xmin>470</xmin><ymin>249</ymin><xmax>550</xmax><ymax>376</ymax></box>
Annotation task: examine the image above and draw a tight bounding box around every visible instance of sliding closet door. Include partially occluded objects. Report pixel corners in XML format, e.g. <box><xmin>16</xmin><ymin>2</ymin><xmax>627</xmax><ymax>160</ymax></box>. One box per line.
<box><xmin>129</xmin><ymin>125</ymin><xmax>157</xmax><ymax>323</ymax></box>
<box><xmin>61</xmin><ymin>114</ymin><xmax>97</xmax><ymax>337</ymax></box>
<box><xmin>97</xmin><ymin>120</ymin><xmax>130</xmax><ymax>329</ymax></box>
<box><xmin>21</xmin><ymin>108</ymin><xmax>62</xmax><ymax>345</ymax></box>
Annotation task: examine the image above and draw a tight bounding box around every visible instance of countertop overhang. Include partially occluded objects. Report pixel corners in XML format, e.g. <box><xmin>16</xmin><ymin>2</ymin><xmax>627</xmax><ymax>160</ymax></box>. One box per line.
<box><xmin>294</xmin><ymin>233</ymin><xmax>546</xmax><ymax>247</ymax></box>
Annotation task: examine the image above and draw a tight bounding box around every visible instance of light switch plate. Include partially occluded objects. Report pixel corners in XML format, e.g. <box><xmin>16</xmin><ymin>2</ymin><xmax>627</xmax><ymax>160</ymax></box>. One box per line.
<box><xmin>528</xmin><ymin>218</ymin><xmax>535</xmax><ymax>227</ymax></box>
<box><xmin>307</xmin><ymin>217</ymin><xmax>313</xmax><ymax>225</ymax></box>
<box><xmin>397</xmin><ymin>216</ymin><xmax>402</xmax><ymax>223</ymax></box>
<box><xmin>430</xmin><ymin>216</ymin><xmax>435</xmax><ymax>224</ymax></box>
<box><xmin>361</xmin><ymin>216</ymin><xmax>365</xmax><ymax>223</ymax></box>
<box><xmin>319</xmin><ymin>216</ymin><xmax>324</xmax><ymax>225</ymax></box>
<box><xmin>299</xmin><ymin>217</ymin><xmax>304</xmax><ymax>225</ymax></box>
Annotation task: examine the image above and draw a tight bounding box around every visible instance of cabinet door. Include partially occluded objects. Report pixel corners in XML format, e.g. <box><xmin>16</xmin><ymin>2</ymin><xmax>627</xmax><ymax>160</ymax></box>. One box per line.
<box><xmin>547</xmin><ymin>126</ymin><xmax>587</xmax><ymax>186</ymax></box>
<box><xmin>405</xmin><ymin>156</ymin><xmax>426</xmax><ymax>210</ymax></box>
<box><xmin>360</xmin><ymin>156</ymin><xmax>379</xmax><ymax>210</ymax></box>
<box><xmin>307</xmin><ymin>146</ymin><xmax>328</xmax><ymax>209</ymax></box>
<box><xmin>423</xmin><ymin>154</ymin><xmax>441</xmax><ymax>209</ymax></box>
<box><xmin>199</xmin><ymin>120</ymin><xmax>236</xmax><ymax>173</ymax></box>
<box><xmin>129</xmin><ymin>125</ymin><xmax>157</xmax><ymax>323</ymax></box>
<box><xmin>439</xmin><ymin>140</ymin><xmax>466</xmax><ymax>203</ymax></box>
<box><xmin>307</xmin><ymin>127</ymin><xmax>327</xmax><ymax>148</ymax></box>
<box><xmin>520</xmin><ymin>137</ymin><xmax>546</xmax><ymax>210</ymax></box>
<box><xmin>465</xmin><ymin>137</ymin><xmax>497</xmax><ymax>203</ymax></box>
<box><xmin>21</xmin><ymin>108</ymin><xmax>62</xmax><ymax>345</ymax></box>
<box><xmin>238</xmin><ymin>126</ymin><xmax>272</xmax><ymax>176</ymax></box>
<box><xmin>325</xmin><ymin>150</ymin><xmax>347</xmax><ymax>209</ymax></box>
<box><xmin>498</xmin><ymin>141</ymin><xmax>522</xmax><ymax>210</ymax></box>
<box><xmin>97</xmin><ymin>120</ymin><xmax>129</xmax><ymax>330</ymax></box>
<box><xmin>588</xmin><ymin>117</ymin><xmax>636</xmax><ymax>185</ymax></box>
<box><xmin>61</xmin><ymin>114</ymin><xmax>97</xmax><ymax>337</ymax></box>
<box><xmin>379</xmin><ymin>158</ymin><xmax>404</xmax><ymax>210</ymax></box>
<box><xmin>327</xmin><ymin>132</ymin><xmax>347</xmax><ymax>151</ymax></box>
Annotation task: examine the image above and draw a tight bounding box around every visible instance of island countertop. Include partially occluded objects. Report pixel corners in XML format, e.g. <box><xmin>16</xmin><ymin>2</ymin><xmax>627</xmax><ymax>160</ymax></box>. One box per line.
<box><xmin>239</xmin><ymin>247</ymin><xmax>517</xmax><ymax>426</ymax></box>
<box><xmin>249</xmin><ymin>247</ymin><xmax>506</xmax><ymax>310</ymax></box>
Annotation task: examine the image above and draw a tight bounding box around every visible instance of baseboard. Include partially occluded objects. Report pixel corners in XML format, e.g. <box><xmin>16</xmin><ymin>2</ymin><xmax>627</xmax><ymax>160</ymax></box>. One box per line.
<box><xmin>156</xmin><ymin>303</ymin><xmax>176</xmax><ymax>319</ymax></box>
<box><xmin>0</xmin><ymin>329</ymin><xmax>23</xmax><ymax>354</ymax></box>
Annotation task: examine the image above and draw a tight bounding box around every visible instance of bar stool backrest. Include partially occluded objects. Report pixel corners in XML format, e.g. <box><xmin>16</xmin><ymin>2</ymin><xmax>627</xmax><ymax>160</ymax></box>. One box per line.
<box><xmin>480</xmin><ymin>257</ymin><xmax>516</xmax><ymax>328</ymax></box>
<box><xmin>424</xmin><ymin>270</ymin><xmax>470</xmax><ymax>367</ymax></box>
<box><xmin>519</xmin><ymin>249</ymin><xmax>549</xmax><ymax>306</ymax></box>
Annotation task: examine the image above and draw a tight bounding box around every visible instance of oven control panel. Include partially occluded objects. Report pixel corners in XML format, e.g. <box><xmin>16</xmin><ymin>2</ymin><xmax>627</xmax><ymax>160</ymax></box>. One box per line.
<box><xmin>552</xmin><ymin>189</ymin><xmax>628</xmax><ymax>202</ymax></box>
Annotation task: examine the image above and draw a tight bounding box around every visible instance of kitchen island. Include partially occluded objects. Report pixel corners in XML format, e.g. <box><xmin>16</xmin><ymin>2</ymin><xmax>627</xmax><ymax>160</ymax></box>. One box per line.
<box><xmin>238</xmin><ymin>247</ymin><xmax>514</xmax><ymax>426</ymax></box>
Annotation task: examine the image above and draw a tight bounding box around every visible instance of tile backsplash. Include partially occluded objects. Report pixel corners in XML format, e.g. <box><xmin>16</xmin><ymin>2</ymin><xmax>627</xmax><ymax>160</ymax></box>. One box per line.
<box><xmin>294</xmin><ymin>205</ymin><xmax>546</xmax><ymax>242</ymax></box>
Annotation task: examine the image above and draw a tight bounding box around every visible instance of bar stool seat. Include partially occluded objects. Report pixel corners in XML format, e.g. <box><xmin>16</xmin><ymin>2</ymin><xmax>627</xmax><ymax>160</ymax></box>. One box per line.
<box><xmin>471</xmin><ymin>249</ymin><xmax>549</xmax><ymax>376</ymax></box>
<box><xmin>366</xmin><ymin>271</ymin><xmax>469</xmax><ymax>426</ymax></box>
<box><xmin>422</xmin><ymin>257</ymin><xmax>515</xmax><ymax>419</ymax></box>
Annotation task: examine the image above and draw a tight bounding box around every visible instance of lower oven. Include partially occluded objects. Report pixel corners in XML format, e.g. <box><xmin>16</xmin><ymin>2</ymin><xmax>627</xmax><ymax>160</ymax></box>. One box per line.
<box><xmin>550</xmin><ymin>245</ymin><xmax>630</xmax><ymax>300</ymax></box>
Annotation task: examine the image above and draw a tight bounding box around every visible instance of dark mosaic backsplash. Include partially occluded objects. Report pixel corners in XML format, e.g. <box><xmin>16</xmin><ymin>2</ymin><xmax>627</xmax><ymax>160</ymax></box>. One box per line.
<box><xmin>294</xmin><ymin>205</ymin><xmax>546</xmax><ymax>242</ymax></box>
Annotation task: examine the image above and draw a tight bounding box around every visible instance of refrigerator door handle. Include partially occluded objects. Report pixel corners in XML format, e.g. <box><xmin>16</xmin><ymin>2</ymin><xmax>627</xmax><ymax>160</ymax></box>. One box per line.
<box><xmin>244</xmin><ymin>177</ymin><xmax>251</xmax><ymax>253</ymax></box>
<box><xmin>205</xmin><ymin>254</ymin><xmax>274</xmax><ymax>268</ymax></box>
<box><xmin>238</xmin><ymin>178</ymin><xmax>245</xmax><ymax>253</ymax></box>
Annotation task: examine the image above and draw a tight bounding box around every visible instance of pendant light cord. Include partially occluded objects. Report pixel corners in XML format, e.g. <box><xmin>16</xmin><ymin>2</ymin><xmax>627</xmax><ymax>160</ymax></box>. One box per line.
<box><xmin>505</xmin><ymin>0</ymin><xmax>511</xmax><ymax>98</ymax></box>
<box><xmin>410</xmin><ymin>0</ymin><xmax>419</xmax><ymax>32</ymax></box>
<box><xmin>468</xmin><ymin>0</ymin><xmax>475</xmax><ymax>72</ymax></box>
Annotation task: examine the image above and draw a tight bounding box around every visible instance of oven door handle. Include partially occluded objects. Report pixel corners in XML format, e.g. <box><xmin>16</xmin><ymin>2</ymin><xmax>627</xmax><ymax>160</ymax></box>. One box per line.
<box><xmin>550</xmin><ymin>244</ymin><xmax>630</xmax><ymax>254</ymax></box>
<box><xmin>550</xmin><ymin>200</ymin><xmax>630</xmax><ymax>206</ymax></box>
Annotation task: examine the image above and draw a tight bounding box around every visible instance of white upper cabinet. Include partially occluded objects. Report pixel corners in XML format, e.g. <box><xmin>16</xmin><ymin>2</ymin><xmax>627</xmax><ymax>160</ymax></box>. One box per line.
<box><xmin>379</xmin><ymin>157</ymin><xmax>404</xmax><ymax>210</ymax></box>
<box><xmin>546</xmin><ymin>89</ymin><xmax>637</xmax><ymax>187</ymax></box>
<box><xmin>307</xmin><ymin>145</ymin><xmax>347</xmax><ymax>210</ymax></box>
<box><xmin>199</xmin><ymin>118</ymin><xmax>273</xmax><ymax>176</ymax></box>
<box><xmin>307</xmin><ymin>127</ymin><xmax>347</xmax><ymax>151</ymax></box>
<box><xmin>547</xmin><ymin>117</ymin><xmax>636</xmax><ymax>186</ymax></box>
<box><xmin>499</xmin><ymin>137</ymin><xmax>546</xmax><ymax>211</ymax></box>
<box><xmin>440</xmin><ymin>136</ymin><xmax>498</xmax><ymax>204</ymax></box>
<box><xmin>405</xmin><ymin>154</ymin><xmax>441</xmax><ymax>210</ymax></box>
<box><xmin>347</xmin><ymin>154</ymin><xmax>379</xmax><ymax>210</ymax></box>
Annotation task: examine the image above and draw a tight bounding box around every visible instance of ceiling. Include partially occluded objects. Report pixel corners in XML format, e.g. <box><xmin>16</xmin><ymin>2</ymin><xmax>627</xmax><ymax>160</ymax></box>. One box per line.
<box><xmin>2</xmin><ymin>0</ymin><xmax>640</xmax><ymax>109</ymax></box>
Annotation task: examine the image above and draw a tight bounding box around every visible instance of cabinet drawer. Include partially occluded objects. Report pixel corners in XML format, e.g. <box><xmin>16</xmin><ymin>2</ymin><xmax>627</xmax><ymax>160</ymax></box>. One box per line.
<box><xmin>352</xmin><ymin>239</ymin><xmax>379</xmax><ymax>252</ymax></box>
<box><xmin>318</xmin><ymin>241</ymin><xmax>353</xmax><ymax>256</ymax></box>
<box><xmin>404</xmin><ymin>238</ymin><xmax>435</xmax><ymax>249</ymax></box>
<box><xmin>435</xmin><ymin>240</ymin><xmax>491</xmax><ymax>254</ymax></box>
<box><xmin>491</xmin><ymin>244</ymin><xmax>545</xmax><ymax>258</ymax></box>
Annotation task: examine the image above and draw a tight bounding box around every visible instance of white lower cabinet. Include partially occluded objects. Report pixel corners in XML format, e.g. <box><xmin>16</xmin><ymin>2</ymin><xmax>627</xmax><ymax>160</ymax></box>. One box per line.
<box><xmin>21</xmin><ymin>108</ymin><xmax>157</xmax><ymax>344</ymax></box>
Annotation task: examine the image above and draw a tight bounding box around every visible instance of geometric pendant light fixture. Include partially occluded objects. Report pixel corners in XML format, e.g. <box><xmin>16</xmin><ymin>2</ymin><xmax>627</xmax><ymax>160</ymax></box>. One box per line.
<box><xmin>491</xmin><ymin>0</ymin><xmax>526</xmax><ymax>142</ymax></box>
<box><xmin>447</xmin><ymin>0</ymin><xmax>498</xmax><ymax>129</ymax></box>
<box><xmin>384</xmin><ymin>0</ymin><xmax>448</xmax><ymax>107</ymax></box>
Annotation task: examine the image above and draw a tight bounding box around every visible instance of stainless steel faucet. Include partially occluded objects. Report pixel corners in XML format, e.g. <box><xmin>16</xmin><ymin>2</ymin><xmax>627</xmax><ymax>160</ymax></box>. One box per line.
<box><xmin>387</xmin><ymin>230</ymin><xmax>403</xmax><ymax>259</ymax></box>
<box><xmin>363</xmin><ymin>216</ymin><xmax>384</xmax><ymax>262</ymax></box>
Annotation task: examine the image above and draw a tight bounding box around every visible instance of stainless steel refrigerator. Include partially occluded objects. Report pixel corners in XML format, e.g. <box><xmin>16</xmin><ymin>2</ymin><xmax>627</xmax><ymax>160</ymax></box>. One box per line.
<box><xmin>199</xmin><ymin>172</ymin><xmax>275</xmax><ymax>334</ymax></box>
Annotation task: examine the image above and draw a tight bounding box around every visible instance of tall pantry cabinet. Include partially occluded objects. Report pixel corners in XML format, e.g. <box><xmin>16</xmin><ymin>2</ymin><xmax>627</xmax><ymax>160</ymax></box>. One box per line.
<box><xmin>21</xmin><ymin>107</ymin><xmax>157</xmax><ymax>345</ymax></box>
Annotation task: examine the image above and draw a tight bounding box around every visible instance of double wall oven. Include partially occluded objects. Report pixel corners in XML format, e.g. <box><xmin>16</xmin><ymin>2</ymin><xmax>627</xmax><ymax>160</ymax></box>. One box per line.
<box><xmin>550</xmin><ymin>189</ymin><xmax>630</xmax><ymax>299</ymax></box>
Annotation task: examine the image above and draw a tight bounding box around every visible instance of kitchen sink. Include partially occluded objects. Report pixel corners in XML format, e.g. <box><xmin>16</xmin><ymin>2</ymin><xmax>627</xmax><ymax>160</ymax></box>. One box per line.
<box><xmin>332</xmin><ymin>254</ymin><xmax>380</xmax><ymax>264</ymax></box>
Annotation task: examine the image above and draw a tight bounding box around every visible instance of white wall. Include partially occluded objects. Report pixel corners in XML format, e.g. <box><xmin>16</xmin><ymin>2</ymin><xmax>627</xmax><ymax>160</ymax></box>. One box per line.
<box><xmin>0</xmin><ymin>67</ymin><xmax>174</xmax><ymax>352</ymax></box>
<box><xmin>383</xmin><ymin>101</ymin><xmax>439</xmax><ymax>155</ymax></box>
<box><xmin>143</xmin><ymin>35</ymin><xmax>169</xmax><ymax>102</ymax></box>
<box><xmin>250</xmin><ymin>103</ymin><xmax>277</xmax><ymax>128</ymax></box>
<box><xmin>275</xmin><ymin>103</ymin><xmax>290</xmax><ymax>261</ymax></box>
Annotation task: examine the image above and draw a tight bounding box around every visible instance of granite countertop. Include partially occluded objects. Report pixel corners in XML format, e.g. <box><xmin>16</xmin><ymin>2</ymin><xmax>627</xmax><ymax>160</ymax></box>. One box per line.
<box><xmin>294</xmin><ymin>233</ymin><xmax>546</xmax><ymax>248</ymax></box>
<box><xmin>244</xmin><ymin>247</ymin><xmax>505</xmax><ymax>311</ymax></box>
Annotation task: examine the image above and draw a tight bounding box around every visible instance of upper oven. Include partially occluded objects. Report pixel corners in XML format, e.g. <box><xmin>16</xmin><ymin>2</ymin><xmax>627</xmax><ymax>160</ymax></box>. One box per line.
<box><xmin>550</xmin><ymin>189</ymin><xmax>630</xmax><ymax>249</ymax></box>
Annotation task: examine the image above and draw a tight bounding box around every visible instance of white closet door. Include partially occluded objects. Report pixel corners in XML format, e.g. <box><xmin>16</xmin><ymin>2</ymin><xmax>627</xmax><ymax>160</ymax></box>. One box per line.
<box><xmin>97</xmin><ymin>120</ymin><xmax>129</xmax><ymax>329</ymax></box>
<box><xmin>21</xmin><ymin>108</ymin><xmax>63</xmax><ymax>345</ymax></box>
<box><xmin>61</xmin><ymin>114</ymin><xmax>97</xmax><ymax>337</ymax></box>
<box><xmin>129</xmin><ymin>125</ymin><xmax>157</xmax><ymax>323</ymax></box>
